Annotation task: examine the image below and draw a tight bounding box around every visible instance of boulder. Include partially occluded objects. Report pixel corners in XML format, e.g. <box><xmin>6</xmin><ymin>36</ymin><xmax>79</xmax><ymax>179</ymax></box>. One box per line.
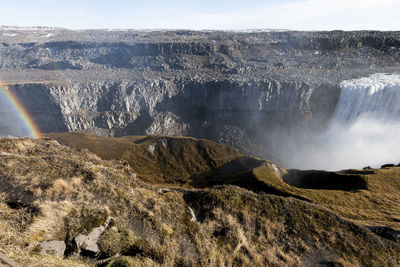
<box><xmin>75</xmin><ymin>217</ymin><xmax>112</xmax><ymax>256</ymax></box>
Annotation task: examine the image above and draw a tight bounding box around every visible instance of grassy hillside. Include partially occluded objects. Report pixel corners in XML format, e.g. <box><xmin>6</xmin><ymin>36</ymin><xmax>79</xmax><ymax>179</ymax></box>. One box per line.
<box><xmin>0</xmin><ymin>135</ymin><xmax>397</xmax><ymax>266</ymax></box>
<box><xmin>45</xmin><ymin>133</ymin><xmax>301</xmax><ymax>199</ymax></box>
<box><xmin>291</xmin><ymin>168</ymin><xmax>400</xmax><ymax>230</ymax></box>
<box><xmin>45</xmin><ymin>132</ymin><xmax>243</xmax><ymax>185</ymax></box>
<box><xmin>46</xmin><ymin>132</ymin><xmax>400</xmax><ymax>231</ymax></box>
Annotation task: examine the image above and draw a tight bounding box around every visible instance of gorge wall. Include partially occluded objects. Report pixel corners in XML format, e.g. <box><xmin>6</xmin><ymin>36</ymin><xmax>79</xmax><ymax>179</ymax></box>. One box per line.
<box><xmin>1</xmin><ymin>27</ymin><xmax>400</xmax><ymax>167</ymax></box>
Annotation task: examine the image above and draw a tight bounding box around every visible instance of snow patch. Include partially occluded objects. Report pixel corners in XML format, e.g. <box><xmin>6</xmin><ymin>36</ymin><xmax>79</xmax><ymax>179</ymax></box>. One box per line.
<box><xmin>3</xmin><ymin>33</ymin><xmax>18</xmax><ymax>37</ymax></box>
<box><xmin>0</xmin><ymin>26</ymin><xmax>59</xmax><ymax>31</ymax></box>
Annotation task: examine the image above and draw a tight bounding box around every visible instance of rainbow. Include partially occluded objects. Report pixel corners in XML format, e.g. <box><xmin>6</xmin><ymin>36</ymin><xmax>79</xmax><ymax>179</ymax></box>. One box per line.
<box><xmin>0</xmin><ymin>83</ymin><xmax>41</xmax><ymax>138</ymax></box>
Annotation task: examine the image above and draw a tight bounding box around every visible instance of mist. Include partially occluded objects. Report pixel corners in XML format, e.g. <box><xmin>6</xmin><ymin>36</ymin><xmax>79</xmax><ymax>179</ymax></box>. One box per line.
<box><xmin>278</xmin><ymin>73</ymin><xmax>400</xmax><ymax>171</ymax></box>
<box><xmin>282</xmin><ymin>116</ymin><xmax>400</xmax><ymax>171</ymax></box>
<box><xmin>0</xmin><ymin>93</ymin><xmax>30</xmax><ymax>138</ymax></box>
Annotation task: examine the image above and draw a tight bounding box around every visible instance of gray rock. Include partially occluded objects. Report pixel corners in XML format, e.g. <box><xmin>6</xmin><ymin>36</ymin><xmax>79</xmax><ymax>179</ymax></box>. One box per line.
<box><xmin>188</xmin><ymin>207</ymin><xmax>197</xmax><ymax>222</ymax></box>
<box><xmin>75</xmin><ymin>217</ymin><xmax>112</xmax><ymax>255</ymax></box>
<box><xmin>38</xmin><ymin>240</ymin><xmax>66</xmax><ymax>257</ymax></box>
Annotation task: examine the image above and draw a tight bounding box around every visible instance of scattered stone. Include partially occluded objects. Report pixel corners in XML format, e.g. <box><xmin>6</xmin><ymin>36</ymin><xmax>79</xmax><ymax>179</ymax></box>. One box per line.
<box><xmin>38</xmin><ymin>240</ymin><xmax>66</xmax><ymax>257</ymax></box>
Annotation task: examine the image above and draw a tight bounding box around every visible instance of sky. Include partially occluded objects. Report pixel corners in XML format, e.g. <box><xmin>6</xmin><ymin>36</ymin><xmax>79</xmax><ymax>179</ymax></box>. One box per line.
<box><xmin>1</xmin><ymin>0</ymin><xmax>399</xmax><ymax>30</ymax></box>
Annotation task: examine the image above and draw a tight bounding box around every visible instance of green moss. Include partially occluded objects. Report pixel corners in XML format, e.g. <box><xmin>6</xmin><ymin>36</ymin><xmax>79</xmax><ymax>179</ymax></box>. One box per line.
<box><xmin>80</xmin><ymin>209</ymin><xmax>108</xmax><ymax>232</ymax></box>
<box><xmin>30</xmin><ymin>245</ymin><xmax>42</xmax><ymax>255</ymax></box>
<box><xmin>182</xmin><ymin>217</ymin><xmax>200</xmax><ymax>236</ymax></box>
<box><xmin>125</xmin><ymin>238</ymin><xmax>165</xmax><ymax>264</ymax></box>
<box><xmin>99</xmin><ymin>225</ymin><xmax>136</xmax><ymax>257</ymax></box>
<box><xmin>64</xmin><ymin>207</ymin><xmax>109</xmax><ymax>239</ymax></box>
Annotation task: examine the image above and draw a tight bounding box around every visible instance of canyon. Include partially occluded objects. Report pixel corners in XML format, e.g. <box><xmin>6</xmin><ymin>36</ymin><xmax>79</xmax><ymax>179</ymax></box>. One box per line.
<box><xmin>1</xmin><ymin>27</ymin><xmax>400</xmax><ymax>266</ymax></box>
<box><xmin>1</xmin><ymin>27</ymin><xmax>400</xmax><ymax>167</ymax></box>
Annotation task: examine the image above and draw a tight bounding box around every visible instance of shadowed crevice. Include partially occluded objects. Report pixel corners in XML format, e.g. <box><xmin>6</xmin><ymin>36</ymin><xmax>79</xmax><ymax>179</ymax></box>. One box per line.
<box><xmin>283</xmin><ymin>169</ymin><xmax>368</xmax><ymax>191</ymax></box>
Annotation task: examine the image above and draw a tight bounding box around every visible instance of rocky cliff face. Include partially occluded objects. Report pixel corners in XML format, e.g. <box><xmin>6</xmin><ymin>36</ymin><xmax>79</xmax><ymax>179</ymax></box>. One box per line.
<box><xmin>1</xmin><ymin>27</ymin><xmax>400</xmax><ymax>164</ymax></box>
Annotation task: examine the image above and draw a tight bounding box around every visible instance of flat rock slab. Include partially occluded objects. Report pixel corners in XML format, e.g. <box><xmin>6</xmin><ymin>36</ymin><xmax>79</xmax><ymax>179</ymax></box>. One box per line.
<box><xmin>75</xmin><ymin>217</ymin><xmax>112</xmax><ymax>255</ymax></box>
<box><xmin>39</xmin><ymin>240</ymin><xmax>66</xmax><ymax>257</ymax></box>
<box><xmin>0</xmin><ymin>251</ymin><xmax>22</xmax><ymax>267</ymax></box>
<box><xmin>75</xmin><ymin>225</ymin><xmax>105</xmax><ymax>254</ymax></box>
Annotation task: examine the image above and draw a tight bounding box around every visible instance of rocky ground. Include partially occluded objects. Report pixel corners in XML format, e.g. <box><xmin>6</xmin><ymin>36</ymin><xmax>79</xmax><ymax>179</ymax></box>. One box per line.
<box><xmin>1</xmin><ymin>27</ymin><xmax>400</xmax><ymax>165</ymax></box>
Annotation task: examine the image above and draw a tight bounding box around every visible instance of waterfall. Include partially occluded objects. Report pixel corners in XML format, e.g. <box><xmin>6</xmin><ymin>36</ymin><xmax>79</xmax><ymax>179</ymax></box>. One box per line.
<box><xmin>333</xmin><ymin>73</ymin><xmax>400</xmax><ymax>122</ymax></box>
<box><xmin>313</xmin><ymin>73</ymin><xmax>400</xmax><ymax>170</ymax></box>
<box><xmin>284</xmin><ymin>73</ymin><xmax>400</xmax><ymax>171</ymax></box>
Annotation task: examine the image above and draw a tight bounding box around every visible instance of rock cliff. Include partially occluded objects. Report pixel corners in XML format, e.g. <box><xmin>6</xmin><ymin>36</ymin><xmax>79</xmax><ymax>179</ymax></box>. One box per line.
<box><xmin>1</xmin><ymin>27</ymin><xmax>400</xmax><ymax>164</ymax></box>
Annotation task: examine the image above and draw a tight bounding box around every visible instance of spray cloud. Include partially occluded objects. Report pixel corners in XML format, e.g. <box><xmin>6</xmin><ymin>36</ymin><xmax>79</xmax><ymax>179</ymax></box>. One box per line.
<box><xmin>282</xmin><ymin>73</ymin><xmax>400</xmax><ymax>171</ymax></box>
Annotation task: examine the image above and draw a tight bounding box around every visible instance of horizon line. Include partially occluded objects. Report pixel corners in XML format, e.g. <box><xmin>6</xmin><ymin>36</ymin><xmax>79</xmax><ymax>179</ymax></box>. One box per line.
<box><xmin>1</xmin><ymin>25</ymin><xmax>399</xmax><ymax>33</ymax></box>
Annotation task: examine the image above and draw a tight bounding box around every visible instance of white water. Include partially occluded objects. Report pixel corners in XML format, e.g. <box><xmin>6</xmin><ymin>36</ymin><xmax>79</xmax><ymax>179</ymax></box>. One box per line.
<box><xmin>334</xmin><ymin>73</ymin><xmax>400</xmax><ymax>122</ymax></box>
<box><xmin>287</xmin><ymin>73</ymin><xmax>400</xmax><ymax>171</ymax></box>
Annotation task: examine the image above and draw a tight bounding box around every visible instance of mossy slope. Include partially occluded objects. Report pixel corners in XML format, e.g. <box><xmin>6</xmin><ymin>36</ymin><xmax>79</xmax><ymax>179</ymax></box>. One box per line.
<box><xmin>45</xmin><ymin>132</ymin><xmax>243</xmax><ymax>185</ymax></box>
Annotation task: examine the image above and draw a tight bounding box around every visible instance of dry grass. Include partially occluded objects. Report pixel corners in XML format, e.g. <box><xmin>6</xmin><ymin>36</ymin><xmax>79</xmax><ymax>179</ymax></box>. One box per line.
<box><xmin>0</xmin><ymin>137</ymin><xmax>398</xmax><ymax>266</ymax></box>
<box><xmin>186</xmin><ymin>185</ymin><xmax>399</xmax><ymax>266</ymax></box>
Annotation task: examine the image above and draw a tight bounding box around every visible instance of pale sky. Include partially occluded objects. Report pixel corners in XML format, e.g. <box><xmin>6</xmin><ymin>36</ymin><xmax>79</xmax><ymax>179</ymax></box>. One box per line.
<box><xmin>1</xmin><ymin>0</ymin><xmax>399</xmax><ymax>30</ymax></box>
